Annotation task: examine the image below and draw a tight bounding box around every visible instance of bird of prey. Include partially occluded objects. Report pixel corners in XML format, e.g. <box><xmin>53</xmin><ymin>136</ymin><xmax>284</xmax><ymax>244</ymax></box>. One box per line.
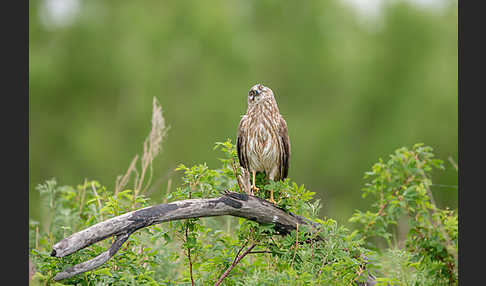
<box><xmin>236</xmin><ymin>83</ymin><xmax>291</xmax><ymax>204</ymax></box>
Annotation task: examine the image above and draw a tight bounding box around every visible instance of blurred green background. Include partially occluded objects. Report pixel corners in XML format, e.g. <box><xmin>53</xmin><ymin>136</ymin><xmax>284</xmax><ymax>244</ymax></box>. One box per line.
<box><xmin>29</xmin><ymin>0</ymin><xmax>457</xmax><ymax>225</ymax></box>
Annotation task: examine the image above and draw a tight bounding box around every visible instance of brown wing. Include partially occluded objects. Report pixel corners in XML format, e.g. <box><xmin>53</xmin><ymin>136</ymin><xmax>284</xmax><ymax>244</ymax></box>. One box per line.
<box><xmin>278</xmin><ymin>117</ymin><xmax>291</xmax><ymax>180</ymax></box>
<box><xmin>236</xmin><ymin>116</ymin><xmax>249</xmax><ymax>170</ymax></box>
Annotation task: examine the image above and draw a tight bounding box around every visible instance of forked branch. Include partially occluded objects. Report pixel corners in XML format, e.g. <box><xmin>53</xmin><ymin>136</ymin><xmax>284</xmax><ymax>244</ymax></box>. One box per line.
<box><xmin>214</xmin><ymin>243</ymin><xmax>257</xmax><ymax>286</ymax></box>
<box><xmin>50</xmin><ymin>191</ymin><xmax>320</xmax><ymax>281</ymax></box>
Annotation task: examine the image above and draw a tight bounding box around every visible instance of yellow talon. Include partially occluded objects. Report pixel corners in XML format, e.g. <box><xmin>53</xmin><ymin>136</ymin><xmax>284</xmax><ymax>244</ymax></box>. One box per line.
<box><xmin>251</xmin><ymin>184</ymin><xmax>260</xmax><ymax>195</ymax></box>
<box><xmin>269</xmin><ymin>189</ymin><xmax>276</xmax><ymax>204</ymax></box>
<box><xmin>250</xmin><ymin>170</ymin><xmax>259</xmax><ymax>196</ymax></box>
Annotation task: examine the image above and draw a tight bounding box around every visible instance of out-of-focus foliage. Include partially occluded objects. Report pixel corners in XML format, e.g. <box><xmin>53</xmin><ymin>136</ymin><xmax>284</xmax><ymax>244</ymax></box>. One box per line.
<box><xmin>29</xmin><ymin>0</ymin><xmax>457</xmax><ymax>223</ymax></box>
<box><xmin>349</xmin><ymin>143</ymin><xmax>457</xmax><ymax>285</ymax></box>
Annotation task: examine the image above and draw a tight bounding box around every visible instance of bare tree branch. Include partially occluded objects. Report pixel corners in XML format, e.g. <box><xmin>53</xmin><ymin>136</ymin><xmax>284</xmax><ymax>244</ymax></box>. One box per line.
<box><xmin>50</xmin><ymin>192</ymin><xmax>320</xmax><ymax>281</ymax></box>
<box><xmin>53</xmin><ymin>232</ymin><xmax>133</xmax><ymax>281</ymax></box>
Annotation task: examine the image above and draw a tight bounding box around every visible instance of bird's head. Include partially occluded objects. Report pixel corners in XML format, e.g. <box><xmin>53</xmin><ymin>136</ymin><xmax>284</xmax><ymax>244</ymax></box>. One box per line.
<box><xmin>248</xmin><ymin>83</ymin><xmax>275</xmax><ymax>106</ymax></box>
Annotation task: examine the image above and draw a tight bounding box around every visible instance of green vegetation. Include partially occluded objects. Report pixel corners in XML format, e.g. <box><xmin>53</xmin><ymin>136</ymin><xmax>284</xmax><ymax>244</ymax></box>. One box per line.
<box><xmin>29</xmin><ymin>0</ymin><xmax>458</xmax><ymax>224</ymax></box>
<box><xmin>29</xmin><ymin>141</ymin><xmax>457</xmax><ymax>285</ymax></box>
<box><xmin>29</xmin><ymin>1</ymin><xmax>458</xmax><ymax>284</ymax></box>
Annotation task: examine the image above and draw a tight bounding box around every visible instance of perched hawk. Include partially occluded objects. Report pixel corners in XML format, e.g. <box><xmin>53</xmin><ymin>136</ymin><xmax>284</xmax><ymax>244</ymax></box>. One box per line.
<box><xmin>236</xmin><ymin>84</ymin><xmax>291</xmax><ymax>203</ymax></box>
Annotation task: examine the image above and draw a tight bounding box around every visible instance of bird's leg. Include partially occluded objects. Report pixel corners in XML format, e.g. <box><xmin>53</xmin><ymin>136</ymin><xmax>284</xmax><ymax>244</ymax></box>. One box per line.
<box><xmin>251</xmin><ymin>170</ymin><xmax>259</xmax><ymax>195</ymax></box>
<box><xmin>268</xmin><ymin>169</ymin><xmax>278</xmax><ymax>204</ymax></box>
<box><xmin>269</xmin><ymin>189</ymin><xmax>276</xmax><ymax>204</ymax></box>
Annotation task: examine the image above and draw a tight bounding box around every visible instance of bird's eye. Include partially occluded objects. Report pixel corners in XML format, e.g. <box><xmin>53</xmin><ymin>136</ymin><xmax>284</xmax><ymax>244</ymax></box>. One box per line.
<box><xmin>249</xmin><ymin>90</ymin><xmax>256</xmax><ymax>97</ymax></box>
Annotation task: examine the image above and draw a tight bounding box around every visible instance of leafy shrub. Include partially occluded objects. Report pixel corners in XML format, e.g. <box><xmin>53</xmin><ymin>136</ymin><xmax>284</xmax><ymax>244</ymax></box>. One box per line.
<box><xmin>29</xmin><ymin>141</ymin><xmax>457</xmax><ymax>285</ymax></box>
<box><xmin>349</xmin><ymin>144</ymin><xmax>457</xmax><ymax>285</ymax></box>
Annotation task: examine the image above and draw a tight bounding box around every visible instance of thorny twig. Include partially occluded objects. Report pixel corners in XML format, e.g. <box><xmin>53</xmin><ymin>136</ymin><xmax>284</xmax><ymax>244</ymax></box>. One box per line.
<box><xmin>186</xmin><ymin>227</ymin><xmax>195</xmax><ymax>286</ymax></box>
<box><xmin>185</xmin><ymin>190</ymin><xmax>195</xmax><ymax>286</ymax></box>
<box><xmin>214</xmin><ymin>243</ymin><xmax>257</xmax><ymax>286</ymax></box>
<box><xmin>248</xmin><ymin>250</ymin><xmax>272</xmax><ymax>254</ymax></box>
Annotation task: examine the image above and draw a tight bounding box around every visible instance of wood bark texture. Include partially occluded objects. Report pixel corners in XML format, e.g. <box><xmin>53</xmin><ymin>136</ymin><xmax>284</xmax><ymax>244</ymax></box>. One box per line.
<box><xmin>51</xmin><ymin>191</ymin><xmax>319</xmax><ymax>281</ymax></box>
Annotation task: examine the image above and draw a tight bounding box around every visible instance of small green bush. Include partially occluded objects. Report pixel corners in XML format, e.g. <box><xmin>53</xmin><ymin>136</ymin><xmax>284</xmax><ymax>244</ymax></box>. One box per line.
<box><xmin>29</xmin><ymin>141</ymin><xmax>457</xmax><ymax>285</ymax></box>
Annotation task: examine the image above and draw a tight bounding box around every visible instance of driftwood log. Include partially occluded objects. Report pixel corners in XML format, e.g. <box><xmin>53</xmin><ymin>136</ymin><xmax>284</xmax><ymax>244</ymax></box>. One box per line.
<box><xmin>50</xmin><ymin>191</ymin><xmax>320</xmax><ymax>281</ymax></box>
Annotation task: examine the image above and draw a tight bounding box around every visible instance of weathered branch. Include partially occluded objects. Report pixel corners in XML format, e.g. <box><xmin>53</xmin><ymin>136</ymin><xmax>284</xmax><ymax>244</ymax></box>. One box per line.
<box><xmin>52</xmin><ymin>231</ymin><xmax>132</xmax><ymax>281</ymax></box>
<box><xmin>50</xmin><ymin>192</ymin><xmax>319</xmax><ymax>281</ymax></box>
